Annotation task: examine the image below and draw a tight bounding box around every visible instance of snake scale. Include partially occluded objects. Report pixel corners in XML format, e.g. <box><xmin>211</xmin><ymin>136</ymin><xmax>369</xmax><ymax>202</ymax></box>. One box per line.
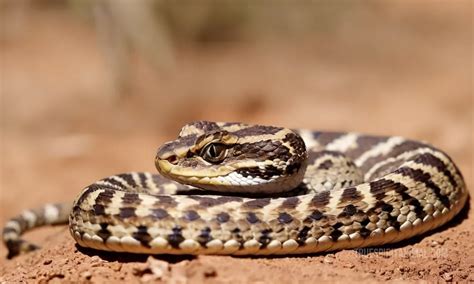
<box><xmin>2</xmin><ymin>121</ymin><xmax>468</xmax><ymax>258</ymax></box>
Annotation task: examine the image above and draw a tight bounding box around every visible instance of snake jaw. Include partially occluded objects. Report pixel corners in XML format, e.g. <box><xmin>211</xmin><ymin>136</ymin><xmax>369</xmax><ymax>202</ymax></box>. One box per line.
<box><xmin>156</xmin><ymin>158</ymin><xmax>236</xmax><ymax>178</ymax></box>
<box><xmin>156</xmin><ymin>153</ymin><xmax>307</xmax><ymax>193</ymax></box>
<box><xmin>156</xmin><ymin>159</ymin><xmax>173</xmax><ymax>174</ymax></box>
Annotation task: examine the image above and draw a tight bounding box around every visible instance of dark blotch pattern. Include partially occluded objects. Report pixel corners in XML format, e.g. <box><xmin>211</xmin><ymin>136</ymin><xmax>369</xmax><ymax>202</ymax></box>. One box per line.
<box><xmin>236</xmin><ymin>166</ymin><xmax>284</xmax><ymax>180</ymax></box>
<box><xmin>119</xmin><ymin>207</ymin><xmax>136</xmax><ymax>219</ymax></box>
<box><xmin>188</xmin><ymin>196</ymin><xmax>221</xmax><ymax>207</ymax></box>
<box><xmin>138</xmin><ymin>173</ymin><xmax>148</xmax><ymax>188</ymax></box>
<box><xmin>310</xmin><ymin>191</ymin><xmax>331</xmax><ymax>208</ymax></box>
<box><xmin>198</xmin><ymin>227</ymin><xmax>212</xmax><ymax>246</ymax></box>
<box><xmin>75</xmin><ymin>185</ymin><xmax>110</xmax><ymax>208</ymax></box>
<box><xmin>395</xmin><ymin>166</ymin><xmax>451</xmax><ymax>208</ymax></box>
<box><xmin>408</xmin><ymin>198</ymin><xmax>426</xmax><ymax>219</ymax></box>
<box><xmin>159</xmin><ymin>134</ymin><xmax>198</xmax><ymax>158</ymax></box>
<box><xmin>216</xmin><ymin>212</ymin><xmax>230</xmax><ymax>223</ymax></box>
<box><xmin>330</xmin><ymin>228</ymin><xmax>343</xmax><ymax>240</ymax></box>
<box><xmin>313</xmin><ymin>132</ymin><xmax>345</xmax><ymax>147</ymax></box>
<box><xmin>342</xmin><ymin>204</ymin><xmax>357</xmax><ymax>216</ymax></box>
<box><xmin>93</xmin><ymin>204</ymin><xmax>106</xmax><ymax>216</ymax></box>
<box><xmin>243</xmin><ymin>198</ymin><xmax>271</xmax><ymax>209</ymax></box>
<box><xmin>341</xmin><ymin>187</ymin><xmax>363</xmax><ymax>203</ymax></box>
<box><xmin>184</xmin><ymin>210</ymin><xmax>201</xmax><ymax>221</ymax></box>
<box><xmin>216</xmin><ymin>196</ymin><xmax>243</xmax><ymax>204</ymax></box>
<box><xmin>308</xmin><ymin>210</ymin><xmax>325</xmax><ymax>221</ymax></box>
<box><xmin>369</xmin><ymin>178</ymin><xmax>408</xmax><ymax>200</ymax></box>
<box><xmin>307</xmin><ymin>150</ymin><xmax>345</xmax><ymax>165</ymax></box>
<box><xmin>318</xmin><ymin>159</ymin><xmax>334</xmax><ymax>170</ymax></box>
<box><xmin>101</xmin><ymin>177</ymin><xmax>126</xmax><ymax>189</ymax></box>
<box><xmin>97</xmin><ymin>223</ymin><xmax>111</xmax><ymax>241</ymax></box>
<box><xmin>359</xmin><ymin>228</ymin><xmax>371</xmax><ymax>238</ymax></box>
<box><xmin>122</xmin><ymin>193</ymin><xmax>140</xmax><ymax>205</ymax></box>
<box><xmin>95</xmin><ymin>190</ymin><xmax>115</xmax><ymax>204</ymax></box>
<box><xmin>117</xmin><ymin>173</ymin><xmax>137</xmax><ymax>188</ymax></box>
<box><xmin>2</xmin><ymin>227</ymin><xmax>17</xmax><ymax>235</ymax></box>
<box><xmin>233</xmin><ymin>140</ymin><xmax>290</xmax><ymax>162</ymax></box>
<box><xmin>280</xmin><ymin>196</ymin><xmax>301</xmax><ymax>209</ymax></box>
<box><xmin>360</xmin><ymin>218</ymin><xmax>370</xmax><ymax>227</ymax></box>
<box><xmin>150</xmin><ymin>208</ymin><xmax>169</xmax><ymax>219</ymax></box>
<box><xmin>333</xmin><ymin>222</ymin><xmax>343</xmax><ymax>229</ymax></box>
<box><xmin>233</xmin><ymin>125</ymin><xmax>282</xmax><ymax>136</ymax></box>
<box><xmin>361</xmin><ymin>140</ymin><xmax>426</xmax><ymax>172</ymax></box>
<box><xmin>278</xmin><ymin>212</ymin><xmax>293</xmax><ymax>224</ymax></box>
<box><xmin>187</xmin><ymin>196</ymin><xmax>236</xmax><ymax>207</ymax></box>
<box><xmin>133</xmin><ymin>225</ymin><xmax>152</xmax><ymax>248</ymax></box>
<box><xmin>246</xmin><ymin>212</ymin><xmax>260</xmax><ymax>224</ymax></box>
<box><xmin>386</xmin><ymin>214</ymin><xmax>401</xmax><ymax>230</ymax></box>
<box><xmin>297</xmin><ymin>226</ymin><xmax>311</xmax><ymax>244</ymax></box>
<box><xmin>345</xmin><ymin>136</ymin><xmax>387</xmax><ymax>160</ymax></box>
<box><xmin>154</xmin><ymin>196</ymin><xmax>178</xmax><ymax>208</ymax></box>
<box><xmin>168</xmin><ymin>227</ymin><xmax>185</xmax><ymax>248</ymax></box>
<box><xmin>6</xmin><ymin>239</ymin><xmax>39</xmax><ymax>259</ymax></box>
<box><xmin>231</xmin><ymin>227</ymin><xmax>241</xmax><ymax>234</ymax></box>
<box><xmin>190</xmin><ymin>121</ymin><xmax>220</xmax><ymax>132</ymax></box>
<box><xmin>259</xmin><ymin>229</ymin><xmax>273</xmax><ymax>248</ymax></box>
<box><xmin>379</xmin><ymin>202</ymin><xmax>394</xmax><ymax>213</ymax></box>
<box><xmin>285</xmin><ymin>162</ymin><xmax>302</xmax><ymax>175</ymax></box>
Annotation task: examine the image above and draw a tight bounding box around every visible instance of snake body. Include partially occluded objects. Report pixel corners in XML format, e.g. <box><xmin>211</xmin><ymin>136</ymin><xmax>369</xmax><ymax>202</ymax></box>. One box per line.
<box><xmin>2</xmin><ymin>121</ymin><xmax>468</xmax><ymax>257</ymax></box>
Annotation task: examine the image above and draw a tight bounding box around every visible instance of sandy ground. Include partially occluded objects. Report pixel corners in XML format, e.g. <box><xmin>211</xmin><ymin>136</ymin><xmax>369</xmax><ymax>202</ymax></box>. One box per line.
<box><xmin>0</xmin><ymin>3</ymin><xmax>473</xmax><ymax>283</ymax></box>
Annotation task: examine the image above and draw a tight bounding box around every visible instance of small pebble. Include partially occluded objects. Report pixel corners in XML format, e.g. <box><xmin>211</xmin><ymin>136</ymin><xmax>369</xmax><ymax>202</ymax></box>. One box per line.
<box><xmin>442</xmin><ymin>272</ymin><xmax>453</xmax><ymax>282</ymax></box>
<box><xmin>204</xmin><ymin>267</ymin><xmax>217</xmax><ymax>277</ymax></box>
<box><xmin>43</xmin><ymin>259</ymin><xmax>52</xmax><ymax>265</ymax></box>
<box><xmin>343</xmin><ymin>263</ymin><xmax>355</xmax><ymax>269</ymax></box>
<box><xmin>81</xmin><ymin>271</ymin><xmax>92</xmax><ymax>280</ymax></box>
<box><xmin>323</xmin><ymin>257</ymin><xmax>333</xmax><ymax>264</ymax></box>
<box><xmin>111</xmin><ymin>262</ymin><xmax>122</xmax><ymax>272</ymax></box>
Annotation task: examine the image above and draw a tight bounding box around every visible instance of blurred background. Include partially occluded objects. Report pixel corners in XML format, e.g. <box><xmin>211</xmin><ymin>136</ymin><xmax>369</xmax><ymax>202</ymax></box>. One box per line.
<box><xmin>0</xmin><ymin>0</ymin><xmax>472</xmax><ymax>230</ymax></box>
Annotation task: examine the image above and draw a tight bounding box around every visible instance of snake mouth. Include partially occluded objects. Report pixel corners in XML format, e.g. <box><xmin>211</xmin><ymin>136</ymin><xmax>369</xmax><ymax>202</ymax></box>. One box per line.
<box><xmin>156</xmin><ymin>159</ymin><xmax>173</xmax><ymax>174</ymax></box>
<box><xmin>156</xmin><ymin>158</ymin><xmax>234</xmax><ymax>179</ymax></box>
<box><xmin>156</xmin><ymin>158</ymin><xmax>306</xmax><ymax>193</ymax></box>
<box><xmin>155</xmin><ymin>159</ymin><xmax>234</xmax><ymax>190</ymax></box>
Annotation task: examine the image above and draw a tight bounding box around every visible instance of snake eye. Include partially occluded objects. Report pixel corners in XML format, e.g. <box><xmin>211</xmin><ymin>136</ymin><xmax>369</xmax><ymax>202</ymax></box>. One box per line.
<box><xmin>201</xmin><ymin>143</ymin><xmax>227</xmax><ymax>163</ymax></box>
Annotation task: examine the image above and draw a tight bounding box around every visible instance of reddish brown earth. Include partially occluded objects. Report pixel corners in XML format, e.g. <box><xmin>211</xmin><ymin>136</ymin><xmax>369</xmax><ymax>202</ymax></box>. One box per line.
<box><xmin>1</xmin><ymin>3</ymin><xmax>472</xmax><ymax>283</ymax></box>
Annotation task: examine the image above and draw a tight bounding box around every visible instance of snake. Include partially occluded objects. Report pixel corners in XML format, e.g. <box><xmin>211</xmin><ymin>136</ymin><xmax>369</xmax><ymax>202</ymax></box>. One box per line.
<box><xmin>2</xmin><ymin>121</ymin><xmax>468</xmax><ymax>258</ymax></box>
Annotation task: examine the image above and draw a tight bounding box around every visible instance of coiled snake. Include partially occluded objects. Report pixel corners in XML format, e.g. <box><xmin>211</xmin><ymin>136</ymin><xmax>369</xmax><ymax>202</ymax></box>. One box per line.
<box><xmin>2</xmin><ymin>121</ymin><xmax>468</xmax><ymax>258</ymax></box>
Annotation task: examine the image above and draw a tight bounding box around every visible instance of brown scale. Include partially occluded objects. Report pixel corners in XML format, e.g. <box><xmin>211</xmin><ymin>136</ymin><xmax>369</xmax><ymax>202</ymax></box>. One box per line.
<box><xmin>344</xmin><ymin>221</ymin><xmax>362</xmax><ymax>235</ymax></box>
<box><xmin>234</xmin><ymin>219</ymin><xmax>252</xmax><ymax>241</ymax></box>
<box><xmin>249</xmin><ymin>222</ymin><xmax>273</xmax><ymax>245</ymax></box>
<box><xmin>231</xmin><ymin>140</ymin><xmax>291</xmax><ymax>162</ymax></box>
<box><xmin>344</xmin><ymin>135</ymin><xmax>388</xmax><ymax>160</ymax></box>
<box><xmin>216</xmin><ymin>219</ymin><xmax>240</xmax><ymax>241</ymax></box>
<box><xmin>279</xmin><ymin>196</ymin><xmax>301</xmax><ymax>210</ymax></box>
<box><xmin>312</xmin><ymin>132</ymin><xmax>345</xmax><ymax>148</ymax></box>
<box><xmin>369</xmin><ymin>159</ymin><xmax>407</xmax><ymax>180</ymax></box>
<box><xmin>286</xmin><ymin>220</ymin><xmax>304</xmax><ymax>241</ymax></box>
<box><xmin>309</xmin><ymin>226</ymin><xmax>326</xmax><ymax>240</ymax></box>
<box><xmin>309</xmin><ymin>191</ymin><xmax>331</xmax><ymax>208</ymax></box>
<box><xmin>233</xmin><ymin>125</ymin><xmax>282</xmax><ymax>137</ymax></box>
<box><xmin>360</xmin><ymin>140</ymin><xmax>430</xmax><ymax>174</ymax></box>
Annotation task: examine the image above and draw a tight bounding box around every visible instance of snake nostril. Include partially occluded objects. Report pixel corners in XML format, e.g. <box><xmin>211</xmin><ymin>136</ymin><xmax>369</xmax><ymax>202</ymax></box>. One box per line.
<box><xmin>166</xmin><ymin>155</ymin><xmax>178</xmax><ymax>165</ymax></box>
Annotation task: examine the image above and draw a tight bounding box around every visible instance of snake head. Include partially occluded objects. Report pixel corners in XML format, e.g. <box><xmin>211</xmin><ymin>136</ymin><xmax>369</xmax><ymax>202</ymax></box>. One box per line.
<box><xmin>155</xmin><ymin>121</ymin><xmax>308</xmax><ymax>194</ymax></box>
